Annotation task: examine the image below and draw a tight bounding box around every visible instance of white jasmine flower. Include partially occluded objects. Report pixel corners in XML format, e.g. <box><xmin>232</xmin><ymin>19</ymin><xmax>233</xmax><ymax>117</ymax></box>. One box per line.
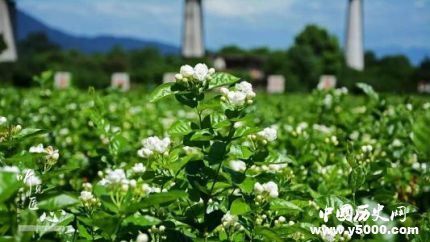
<box><xmin>103</xmin><ymin>169</ymin><xmax>127</xmax><ymax>186</ymax></box>
<box><xmin>227</xmin><ymin>91</ymin><xmax>247</xmax><ymax>106</ymax></box>
<box><xmin>233</xmin><ymin>121</ymin><xmax>243</xmax><ymax>128</ymax></box>
<box><xmin>254</xmin><ymin>181</ymin><xmax>279</xmax><ymax>198</ymax></box>
<box><xmin>268</xmin><ymin>164</ymin><xmax>287</xmax><ymax>173</ymax></box>
<box><xmin>193</xmin><ymin>63</ymin><xmax>209</xmax><ymax>81</ymax></box>
<box><xmin>175</xmin><ymin>73</ymin><xmax>183</xmax><ymax>80</ymax></box>
<box><xmin>79</xmin><ymin>191</ymin><xmax>94</xmax><ymax>202</ymax></box>
<box><xmin>361</xmin><ymin>145</ymin><xmax>373</xmax><ymax>153</ymax></box>
<box><xmin>132</xmin><ymin>163</ymin><xmax>146</xmax><ymax>173</ymax></box>
<box><xmin>392</xmin><ymin>139</ymin><xmax>402</xmax><ymax>147</ymax></box>
<box><xmin>138</xmin><ymin>148</ymin><xmax>153</xmax><ymax>158</ymax></box>
<box><xmin>406</xmin><ymin>103</ymin><xmax>413</xmax><ymax>111</ymax></box>
<box><xmin>349</xmin><ymin>131</ymin><xmax>359</xmax><ymax>140</ymax></box>
<box><xmin>29</xmin><ymin>144</ymin><xmax>45</xmax><ymax>153</ymax></box>
<box><xmin>220</xmin><ymin>87</ymin><xmax>229</xmax><ymax>95</ymax></box>
<box><xmin>229</xmin><ymin>160</ymin><xmax>246</xmax><ymax>172</ymax></box>
<box><xmin>45</xmin><ymin>146</ymin><xmax>59</xmax><ymax>160</ymax></box>
<box><xmin>221</xmin><ymin>211</ymin><xmax>238</xmax><ymax>228</ymax></box>
<box><xmin>209</xmin><ymin>68</ymin><xmax>216</xmax><ymax>75</ymax></box>
<box><xmin>257</xmin><ymin>127</ymin><xmax>277</xmax><ymax>142</ymax></box>
<box><xmin>278</xmin><ymin>216</ymin><xmax>286</xmax><ymax>223</ymax></box>
<box><xmin>180</xmin><ymin>65</ymin><xmax>194</xmax><ymax>78</ymax></box>
<box><xmin>0</xmin><ymin>116</ymin><xmax>7</xmax><ymax>125</ymax></box>
<box><xmin>136</xmin><ymin>232</ymin><xmax>149</xmax><ymax>242</ymax></box>
<box><xmin>139</xmin><ymin>136</ymin><xmax>171</xmax><ymax>158</ymax></box>
<box><xmin>235</xmin><ymin>81</ymin><xmax>256</xmax><ymax>98</ymax></box>
<box><xmin>264</xmin><ymin>181</ymin><xmax>279</xmax><ymax>198</ymax></box>
<box><xmin>254</xmin><ymin>182</ymin><xmax>264</xmax><ymax>193</ymax></box>
<box><xmin>334</xmin><ymin>87</ymin><xmax>348</xmax><ymax>96</ymax></box>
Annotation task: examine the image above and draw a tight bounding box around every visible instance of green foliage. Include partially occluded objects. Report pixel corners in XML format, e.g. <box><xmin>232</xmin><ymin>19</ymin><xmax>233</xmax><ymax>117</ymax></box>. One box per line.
<box><xmin>0</xmin><ymin>64</ymin><xmax>429</xmax><ymax>241</ymax></box>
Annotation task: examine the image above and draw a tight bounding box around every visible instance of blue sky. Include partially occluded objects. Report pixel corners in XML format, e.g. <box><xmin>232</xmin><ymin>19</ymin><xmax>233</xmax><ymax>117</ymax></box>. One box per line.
<box><xmin>18</xmin><ymin>0</ymin><xmax>430</xmax><ymax>52</ymax></box>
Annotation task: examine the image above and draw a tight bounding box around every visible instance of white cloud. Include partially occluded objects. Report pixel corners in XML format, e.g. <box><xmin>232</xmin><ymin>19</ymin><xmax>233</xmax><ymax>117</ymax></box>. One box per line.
<box><xmin>205</xmin><ymin>0</ymin><xmax>296</xmax><ymax>18</ymax></box>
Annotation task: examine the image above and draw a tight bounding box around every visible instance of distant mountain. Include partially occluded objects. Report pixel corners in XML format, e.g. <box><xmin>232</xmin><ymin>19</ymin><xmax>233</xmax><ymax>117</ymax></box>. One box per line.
<box><xmin>16</xmin><ymin>10</ymin><xmax>180</xmax><ymax>55</ymax></box>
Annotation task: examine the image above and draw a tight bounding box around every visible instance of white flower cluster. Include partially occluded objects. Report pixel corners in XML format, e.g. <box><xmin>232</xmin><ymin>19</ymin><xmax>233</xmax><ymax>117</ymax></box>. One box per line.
<box><xmin>361</xmin><ymin>144</ymin><xmax>373</xmax><ymax>153</ymax></box>
<box><xmin>99</xmin><ymin>168</ymin><xmax>165</xmax><ymax>196</ymax></box>
<box><xmin>79</xmin><ymin>183</ymin><xmax>100</xmax><ymax>208</ymax></box>
<box><xmin>254</xmin><ymin>181</ymin><xmax>279</xmax><ymax>200</ymax></box>
<box><xmin>100</xmin><ymin>169</ymin><xmax>128</xmax><ymax>190</ymax></box>
<box><xmin>138</xmin><ymin>136</ymin><xmax>171</xmax><ymax>158</ymax></box>
<box><xmin>257</xmin><ymin>127</ymin><xmax>277</xmax><ymax>142</ymax></box>
<box><xmin>324</xmin><ymin>135</ymin><xmax>339</xmax><ymax>146</ymax></box>
<box><xmin>132</xmin><ymin>163</ymin><xmax>146</xmax><ymax>174</ymax></box>
<box><xmin>220</xmin><ymin>81</ymin><xmax>256</xmax><ymax>107</ymax></box>
<box><xmin>29</xmin><ymin>144</ymin><xmax>60</xmax><ymax>165</ymax></box>
<box><xmin>229</xmin><ymin>160</ymin><xmax>246</xmax><ymax>172</ymax></box>
<box><xmin>334</xmin><ymin>87</ymin><xmax>348</xmax><ymax>96</ymax></box>
<box><xmin>175</xmin><ymin>63</ymin><xmax>215</xmax><ymax>82</ymax></box>
<box><xmin>221</xmin><ymin>211</ymin><xmax>239</xmax><ymax>229</ymax></box>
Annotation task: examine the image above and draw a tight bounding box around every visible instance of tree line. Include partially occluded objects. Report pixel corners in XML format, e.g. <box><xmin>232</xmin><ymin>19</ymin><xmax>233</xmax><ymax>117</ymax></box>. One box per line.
<box><xmin>0</xmin><ymin>25</ymin><xmax>429</xmax><ymax>92</ymax></box>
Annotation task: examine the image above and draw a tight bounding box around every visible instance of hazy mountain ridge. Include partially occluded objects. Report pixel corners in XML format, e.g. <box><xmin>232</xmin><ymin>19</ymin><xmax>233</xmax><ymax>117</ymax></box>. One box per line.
<box><xmin>16</xmin><ymin>10</ymin><xmax>180</xmax><ymax>55</ymax></box>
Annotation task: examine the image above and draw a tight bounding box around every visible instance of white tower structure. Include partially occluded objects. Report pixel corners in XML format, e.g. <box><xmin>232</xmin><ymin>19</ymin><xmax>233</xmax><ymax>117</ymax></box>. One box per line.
<box><xmin>0</xmin><ymin>0</ymin><xmax>17</xmax><ymax>62</ymax></box>
<box><xmin>345</xmin><ymin>0</ymin><xmax>364</xmax><ymax>71</ymax></box>
<box><xmin>182</xmin><ymin>0</ymin><xmax>204</xmax><ymax>58</ymax></box>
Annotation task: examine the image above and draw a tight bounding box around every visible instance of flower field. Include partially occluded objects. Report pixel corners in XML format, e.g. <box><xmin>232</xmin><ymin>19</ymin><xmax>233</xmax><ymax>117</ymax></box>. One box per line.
<box><xmin>0</xmin><ymin>64</ymin><xmax>430</xmax><ymax>242</ymax></box>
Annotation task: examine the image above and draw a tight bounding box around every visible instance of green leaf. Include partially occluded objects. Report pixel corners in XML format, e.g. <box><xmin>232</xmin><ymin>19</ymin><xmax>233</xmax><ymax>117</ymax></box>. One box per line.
<box><xmin>230</xmin><ymin>198</ymin><xmax>250</xmax><ymax>215</ymax></box>
<box><xmin>237</xmin><ymin>177</ymin><xmax>256</xmax><ymax>193</ymax></box>
<box><xmin>413</xmin><ymin>111</ymin><xmax>430</xmax><ymax>159</ymax></box>
<box><xmin>349</xmin><ymin>166</ymin><xmax>367</xmax><ymax>192</ymax></box>
<box><xmin>77</xmin><ymin>222</ymin><xmax>93</xmax><ymax>240</ymax></box>
<box><xmin>12</xmin><ymin>128</ymin><xmax>47</xmax><ymax>140</ymax></box>
<box><xmin>230</xmin><ymin>145</ymin><xmax>253</xmax><ymax>160</ymax></box>
<box><xmin>190</xmin><ymin>130</ymin><xmax>214</xmax><ymax>141</ymax></box>
<box><xmin>38</xmin><ymin>194</ymin><xmax>79</xmax><ymax>210</ymax></box>
<box><xmin>270</xmin><ymin>199</ymin><xmax>302</xmax><ymax>212</ymax></box>
<box><xmin>109</xmin><ymin>134</ymin><xmax>128</xmax><ymax>157</ymax></box>
<box><xmin>208</xmin><ymin>73</ymin><xmax>240</xmax><ymax>90</ymax></box>
<box><xmin>130</xmin><ymin>191</ymin><xmax>187</xmax><ymax>212</ymax></box>
<box><xmin>149</xmin><ymin>82</ymin><xmax>176</xmax><ymax>102</ymax></box>
<box><xmin>207</xmin><ymin>142</ymin><xmax>227</xmax><ymax>164</ymax></box>
<box><xmin>123</xmin><ymin>214</ymin><xmax>161</xmax><ymax>227</ymax></box>
<box><xmin>0</xmin><ymin>171</ymin><xmax>21</xmax><ymax>203</ymax></box>
<box><xmin>255</xmin><ymin>227</ymin><xmax>283</xmax><ymax>242</ymax></box>
<box><xmin>169</xmin><ymin>120</ymin><xmax>192</xmax><ymax>136</ymax></box>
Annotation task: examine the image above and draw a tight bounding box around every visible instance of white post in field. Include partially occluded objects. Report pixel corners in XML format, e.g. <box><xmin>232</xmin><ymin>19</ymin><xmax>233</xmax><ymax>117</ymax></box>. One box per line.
<box><xmin>0</xmin><ymin>0</ymin><xmax>17</xmax><ymax>62</ymax></box>
<box><xmin>182</xmin><ymin>0</ymin><xmax>204</xmax><ymax>58</ymax></box>
<box><xmin>345</xmin><ymin>0</ymin><xmax>364</xmax><ymax>71</ymax></box>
